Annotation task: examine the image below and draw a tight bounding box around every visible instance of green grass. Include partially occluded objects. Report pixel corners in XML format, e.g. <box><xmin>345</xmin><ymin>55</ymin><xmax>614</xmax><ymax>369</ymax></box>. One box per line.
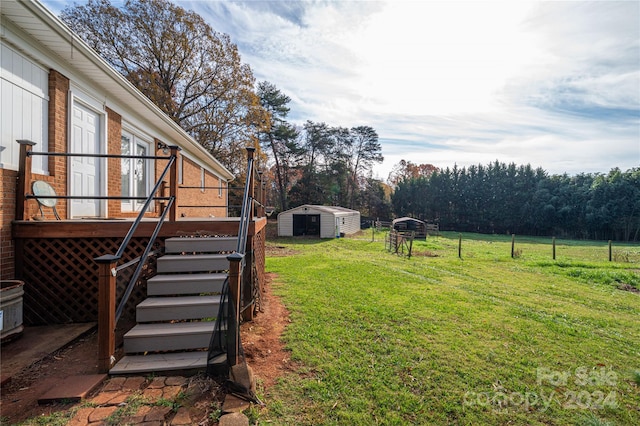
<box><xmin>260</xmin><ymin>232</ymin><xmax>640</xmax><ymax>425</ymax></box>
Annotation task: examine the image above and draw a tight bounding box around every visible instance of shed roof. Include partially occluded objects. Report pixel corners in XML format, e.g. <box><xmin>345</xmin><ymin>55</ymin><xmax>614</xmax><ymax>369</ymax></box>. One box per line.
<box><xmin>284</xmin><ymin>205</ymin><xmax>360</xmax><ymax>215</ymax></box>
<box><xmin>393</xmin><ymin>217</ymin><xmax>425</xmax><ymax>224</ymax></box>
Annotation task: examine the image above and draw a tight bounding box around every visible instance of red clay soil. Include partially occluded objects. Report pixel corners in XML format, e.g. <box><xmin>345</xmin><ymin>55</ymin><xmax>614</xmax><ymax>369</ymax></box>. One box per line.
<box><xmin>241</xmin><ymin>272</ymin><xmax>295</xmax><ymax>389</ymax></box>
<box><xmin>0</xmin><ymin>271</ymin><xmax>292</xmax><ymax>424</ymax></box>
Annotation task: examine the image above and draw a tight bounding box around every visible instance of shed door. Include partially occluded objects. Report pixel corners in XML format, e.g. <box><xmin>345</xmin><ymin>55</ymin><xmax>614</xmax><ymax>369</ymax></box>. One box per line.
<box><xmin>293</xmin><ymin>214</ymin><xmax>320</xmax><ymax>236</ymax></box>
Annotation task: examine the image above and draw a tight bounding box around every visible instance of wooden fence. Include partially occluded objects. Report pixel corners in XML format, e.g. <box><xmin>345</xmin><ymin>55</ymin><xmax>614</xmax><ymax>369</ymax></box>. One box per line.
<box><xmin>385</xmin><ymin>230</ymin><xmax>415</xmax><ymax>258</ymax></box>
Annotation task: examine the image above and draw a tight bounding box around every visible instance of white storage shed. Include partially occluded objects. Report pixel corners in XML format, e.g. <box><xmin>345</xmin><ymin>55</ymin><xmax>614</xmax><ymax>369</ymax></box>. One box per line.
<box><xmin>278</xmin><ymin>205</ymin><xmax>360</xmax><ymax>238</ymax></box>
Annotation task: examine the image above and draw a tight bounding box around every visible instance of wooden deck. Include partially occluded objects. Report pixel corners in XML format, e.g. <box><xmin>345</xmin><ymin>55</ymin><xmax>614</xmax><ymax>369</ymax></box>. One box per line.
<box><xmin>12</xmin><ymin>217</ymin><xmax>266</xmax><ymax>239</ymax></box>
<box><xmin>13</xmin><ymin>217</ymin><xmax>266</xmax><ymax>325</ymax></box>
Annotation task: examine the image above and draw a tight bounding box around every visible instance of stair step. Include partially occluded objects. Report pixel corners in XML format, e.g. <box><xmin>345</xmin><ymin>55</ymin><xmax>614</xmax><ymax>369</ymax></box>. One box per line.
<box><xmin>147</xmin><ymin>273</ymin><xmax>227</xmax><ymax>295</ymax></box>
<box><xmin>157</xmin><ymin>254</ymin><xmax>229</xmax><ymax>273</ymax></box>
<box><xmin>123</xmin><ymin>321</ymin><xmax>217</xmax><ymax>353</ymax></box>
<box><xmin>110</xmin><ymin>351</ymin><xmax>217</xmax><ymax>375</ymax></box>
<box><xmin>136</xmin><ymin>296</ymin><xmax>220</xmax><ymax>322</ymax></box>
<box><xmin>165</xmin><ymin>236</ymin><xmax>238</xmax><ymax>254</ymax></box>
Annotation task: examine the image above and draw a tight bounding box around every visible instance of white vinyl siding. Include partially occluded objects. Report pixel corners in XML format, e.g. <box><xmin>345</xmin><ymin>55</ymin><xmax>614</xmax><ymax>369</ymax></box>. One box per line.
<box><xmin>0</xmin><ymin>42</ymin><xmax>48</xmax><ymax>172</ymax></box>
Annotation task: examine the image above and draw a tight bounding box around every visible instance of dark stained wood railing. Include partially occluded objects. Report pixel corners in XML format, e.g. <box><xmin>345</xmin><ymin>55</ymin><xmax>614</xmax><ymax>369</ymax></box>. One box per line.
<box><xmin>16</xmin><ymin>140</ymin><xmax>35</xmax><ymax>221</ymax></box>
<box><xmin>13</xmin><ymin>140</ymin><xmax>267</xmax><ymax>373</ymax></box>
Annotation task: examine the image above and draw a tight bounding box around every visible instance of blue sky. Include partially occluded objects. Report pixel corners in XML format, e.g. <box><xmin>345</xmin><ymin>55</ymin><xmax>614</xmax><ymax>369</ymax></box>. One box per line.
<box><xmin>44</xmin><ymin>0</ymin><xmax>640</xmax><ymax>180</ymax></box>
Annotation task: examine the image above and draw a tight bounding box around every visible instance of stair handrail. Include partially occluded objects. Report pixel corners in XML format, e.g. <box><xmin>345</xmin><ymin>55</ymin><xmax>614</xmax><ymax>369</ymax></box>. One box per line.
<box><xmin>225</xmin><ymin>147</ymin><xmax>256</xmax><ymax>367</ymax></box>
<box><xmin>114</xmin><ymin>196</ymin><xmax>174</xmax><ymax>322</ymax></box>
<box><xmin>114</xmin><ymin>147</ymin><xmax>178</xmax><ymax>260</ymax></box>
<box><xmin>94</xmin><ymin>146</ymin><xmax>179</xmax><ymax>372</ymax></box>
<box><xmin>235</xmin><ymin>149</ymin><xmax>255</xmax><ymax>257</ymax></box>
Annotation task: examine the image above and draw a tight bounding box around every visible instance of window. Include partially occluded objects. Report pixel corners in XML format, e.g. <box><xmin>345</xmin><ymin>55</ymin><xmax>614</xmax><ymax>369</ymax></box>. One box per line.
<box><xmin>178</xmin><ymin>154</ymin><xmax>183</xmax><ymax>185</ymax></box>
<box><xmin>218</xmin><ymin>178</ymin><xmax>224</xmax><ymax>198</ymax></box>
<box><xmin>121</xmin><ymin>130</ymin><xmax>151</xmax><ymax>212</ymax></box>
<box><xmin>0</xmin><ymin>42</ymin><xmax>48</xmax><ymax>172</ymax></box>
<box><xmin>200</xmin><ymin>167</ymin><xmax>205</xmax><ymax>193</ymax></box>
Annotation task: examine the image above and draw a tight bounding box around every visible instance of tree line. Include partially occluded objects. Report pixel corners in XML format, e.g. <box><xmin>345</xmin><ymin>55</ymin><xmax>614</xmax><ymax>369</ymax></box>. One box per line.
<box><xmin>62</xmin><ymin>1</ymin><xmax>637</xmax><ymax>240</ymax></box>
<box><xmin>392</xmin><ymin>162</ymin><xmax>640</xmax><ymax>241</ymax></box>
<box><xmin>257</xmin><ymin>82</ymin><xmax>388</xmax><ymax>218</ymax></box>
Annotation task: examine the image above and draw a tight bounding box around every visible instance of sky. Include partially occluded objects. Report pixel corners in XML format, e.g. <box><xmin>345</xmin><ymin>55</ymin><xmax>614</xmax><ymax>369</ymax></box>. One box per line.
<box><xmin>44</xmin><ymin>0</ymin><xmax>640</xmax><ymax>180</ymax></box>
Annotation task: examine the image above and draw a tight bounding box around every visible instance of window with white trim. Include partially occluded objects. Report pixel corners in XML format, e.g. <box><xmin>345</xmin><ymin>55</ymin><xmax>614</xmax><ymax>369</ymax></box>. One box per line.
<box><xmin>121</xmin><ymin>129</ymin><xmax>152</xmax><ymax>212</ymax></box>
<box><xmin>200</xmin><ymin>167</ymin><xmax>205</xmax><ymax>193</ymax></box>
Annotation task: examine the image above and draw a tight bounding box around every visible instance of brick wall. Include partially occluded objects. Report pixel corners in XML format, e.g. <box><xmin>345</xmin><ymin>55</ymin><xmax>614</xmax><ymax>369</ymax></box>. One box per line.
<box><xmin>46</xmin><ymin>69</ymin><xmax>69</xmax><ymax>219</ymax></box>
<box><xmin>176</xmin><ymin>156</ymin><xmax>227</xmax><ymax>218</ymax></box>
<box><xmin>0</xmin><ymin>169</ymin><xmax>17</xmax><ymax>279</ymax></box>
<box><xmin>106</xmin><ymin>108</ymin><xmax>123</xmax><ymax>218</ymax></box>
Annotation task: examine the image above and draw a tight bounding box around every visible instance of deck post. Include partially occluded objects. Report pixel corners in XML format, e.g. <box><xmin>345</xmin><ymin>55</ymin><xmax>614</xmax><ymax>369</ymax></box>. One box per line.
<box><xmin>256</xmin><ymin>171</ymin><xmax>264</xmax><ymax>218</ymax></box>
<box><xmin>169</xmin><ymin>146</ymin><xmax>179</xmax><ymax>222</ymax></box>
<box><xmin>16</xmin><ymin>140</ymin><xmax>36</xmax><ymax>221</ymax></box>
<box><xmin>95</xmin><ymin>254</ymin><xmax>118</xmax><ymax>373</ymax></box>
<box><xmin>227</xmin><ymin>253</ymin><xmax>243</xmax><ymax>366</ymax></box>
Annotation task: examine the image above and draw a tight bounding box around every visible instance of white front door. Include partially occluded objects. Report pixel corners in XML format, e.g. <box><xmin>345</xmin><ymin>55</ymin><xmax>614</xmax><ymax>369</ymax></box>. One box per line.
<box><xmin>70</xmin><ymin>103</ymin><xmax>102</xmax><ymax>218</ymax></box>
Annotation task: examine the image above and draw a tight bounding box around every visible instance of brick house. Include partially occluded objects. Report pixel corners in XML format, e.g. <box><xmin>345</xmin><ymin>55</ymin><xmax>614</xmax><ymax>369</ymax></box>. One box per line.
<box><xmin>1</xmin><ymin>0</ymin><xmax>235</xmax><ymax>281</ymax></box>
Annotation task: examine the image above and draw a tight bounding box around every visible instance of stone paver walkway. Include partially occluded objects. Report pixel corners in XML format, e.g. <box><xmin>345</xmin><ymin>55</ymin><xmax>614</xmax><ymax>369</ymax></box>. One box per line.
<box><xmin>65</xmin><ymin>375</ymin><xmax>250</xmax><ymax>425</ymax></box>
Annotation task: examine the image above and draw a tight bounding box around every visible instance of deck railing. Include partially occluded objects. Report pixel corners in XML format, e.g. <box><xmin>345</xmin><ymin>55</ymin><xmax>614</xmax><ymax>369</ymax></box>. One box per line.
<box><xmin>16</xmin><ymin>140</ymin><xmax>179</xmax><ymax>371</ymax></box>
<box><xmin>14</xmin><ymin>140</ymin><xmax>267</xmax><ymax>373</ymax></box>
<box><xmin>16</xmin><ymin>140</ymin><xmax>179</xmax><ymax>222</ymax></box>
<box><xmin>227</xmin><ymin>147</ymin><xmax>256</xmax><ymax>366</ymax></box>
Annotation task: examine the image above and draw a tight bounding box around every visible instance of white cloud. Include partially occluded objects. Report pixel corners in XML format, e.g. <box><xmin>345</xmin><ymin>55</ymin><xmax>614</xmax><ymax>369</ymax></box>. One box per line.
<box><xmin>44</xmin><ymin>0</ymin><xmax>640</xmax><ymax>179</ymax></box>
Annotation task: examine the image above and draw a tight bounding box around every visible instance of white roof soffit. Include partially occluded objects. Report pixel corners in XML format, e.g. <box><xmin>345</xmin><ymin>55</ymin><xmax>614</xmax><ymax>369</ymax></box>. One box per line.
<box><xmin>2</xmin><ymin>0</ymin><xmax>234</xmax><ymax>181</ymax></box>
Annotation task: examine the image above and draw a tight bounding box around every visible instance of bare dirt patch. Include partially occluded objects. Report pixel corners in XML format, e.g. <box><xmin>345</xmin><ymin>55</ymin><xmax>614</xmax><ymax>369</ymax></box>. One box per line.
<box><xmin>1</xmin><ymin>331</ymin><xmax>100</xmax><ymax>424</ymax></box>
<box><xmin>618</xmin><ymin>283</ymin><xmax>640</xmax><ymax>293</ymax></box>
<box><xmin>266</xmin><ymin>244</ymin><xmax>300</xmax><ymax>258</ymax></box>
<box><xmin>241</xmin><ymin>272</ymin><xmax>294</xmax><ymax>389</ymax></box>
<box><xmin>414</xmin><ymin>250</ymin><xmax>439</xmax><ymax>257</ymax></box>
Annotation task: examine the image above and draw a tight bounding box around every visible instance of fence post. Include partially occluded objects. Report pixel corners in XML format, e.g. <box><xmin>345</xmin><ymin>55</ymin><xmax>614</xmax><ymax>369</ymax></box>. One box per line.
<box><xmin>227</xmin><ymin>253</ymin><xmax>243</xmax><ymax>366</ymax></box>
<box><xmin>458</xmin><ymin>234</ymin><xmax>462</xmax><ymax>259</ymax></box>
<box><xmin>511</xmin><ymin>234</ymin><xmax>516</xmax><ymax>258</ymax></box>
<box><xmin>16</xmin><ymin>140</ymin><xmax>36</xmax><ymax>221</ymax></box>
<box><xmin>608</xmin><ymin>240</ymin><xmax>612</xmax><ymax>262</ymax></box>
<box><xmin>169</xmin><ymin>146</ymin><xmax>179</xmax><ymax>221</ymax></box>
<box><xmin>552</xmin><ymin>237</ymin><xmax>556</xmax><ymax>260</ymax></box>
<box><xmin>95</xmin><ymin>255</ymin><xmax>118</xmax><ymax>373</ymax></box>
<box><xmin>408</xmin><ymin>231</ymin><xmax>414</xmax><ymax>258</ymax></box>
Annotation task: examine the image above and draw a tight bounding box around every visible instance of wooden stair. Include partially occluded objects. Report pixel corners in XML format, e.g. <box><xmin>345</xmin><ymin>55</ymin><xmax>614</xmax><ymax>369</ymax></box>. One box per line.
<box><xmin>109</xmin><ymin>236</ymin><xmax>236</xmax><ymax>375</ymax></box>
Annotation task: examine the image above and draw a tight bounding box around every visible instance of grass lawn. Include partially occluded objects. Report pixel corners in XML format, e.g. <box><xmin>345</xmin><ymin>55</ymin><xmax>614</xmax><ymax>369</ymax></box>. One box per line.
<box><xmin>260</xmin><ymin>231</ymin><xmax>640</xmax><ymax>425</ymax></box>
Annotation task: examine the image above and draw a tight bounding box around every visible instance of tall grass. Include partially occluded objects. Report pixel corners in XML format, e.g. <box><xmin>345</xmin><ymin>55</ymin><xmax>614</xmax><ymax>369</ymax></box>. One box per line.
<box><xmin>261</xmin><ymin>232</ymin><xmax>639</xmax><ymax>425</ymax></box>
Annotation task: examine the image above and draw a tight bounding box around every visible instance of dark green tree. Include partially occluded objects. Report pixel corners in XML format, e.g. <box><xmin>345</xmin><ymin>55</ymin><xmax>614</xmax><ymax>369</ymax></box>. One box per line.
<box><xmin>257</xmin><ymin>81</ymin><xmax>300</xmax><ymax>212</ymax></box>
